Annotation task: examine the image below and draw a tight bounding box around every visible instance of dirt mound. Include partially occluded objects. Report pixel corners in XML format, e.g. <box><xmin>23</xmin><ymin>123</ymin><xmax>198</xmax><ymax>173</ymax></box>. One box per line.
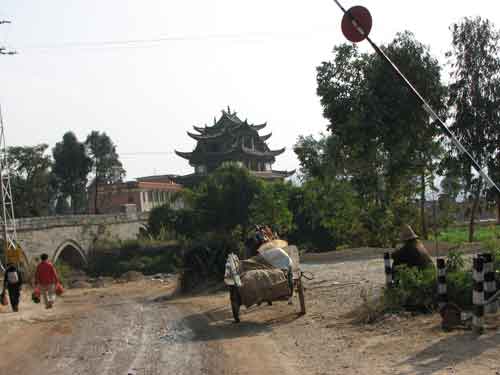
<box><xmin>120</xmin><ymin>271</ymin><xmax>144</xmax><ymax>282</ymax></box>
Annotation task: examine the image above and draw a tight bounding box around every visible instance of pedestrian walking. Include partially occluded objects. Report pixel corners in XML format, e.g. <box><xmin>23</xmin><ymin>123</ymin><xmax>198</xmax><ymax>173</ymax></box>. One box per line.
<box><xmin>2</xmin><ymin>263</ymin><xmax>23</xmax><ymax>312</ymax></box>
<box><xmin>34</xmin><ymin>253</ymin><xmax>60</xmax><ymax>309</ymax></box>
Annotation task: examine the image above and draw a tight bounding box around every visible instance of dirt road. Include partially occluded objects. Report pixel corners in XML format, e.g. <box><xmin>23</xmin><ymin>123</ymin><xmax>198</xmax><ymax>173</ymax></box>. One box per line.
<box><xmin>0</xmin><ymin>280</ymin><xmax>298</xmax><ymax>375</ymax></box>
<box><xmin>1</xmin><ymin>250</ymin><xmax>500</xmax><ymax>375</ymax></box>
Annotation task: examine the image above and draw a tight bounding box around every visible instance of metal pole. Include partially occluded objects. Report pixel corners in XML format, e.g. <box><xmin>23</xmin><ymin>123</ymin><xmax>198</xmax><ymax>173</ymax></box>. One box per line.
<box><xmin>0</xmin><ymin>105</ymin><xmax>17</xmax><ymax>272</ymax></box>
<box><xmin>331</xmin><ymin>0</ymin><xmax>500</xmax><ymax>195</ymax></box>
<box><xmin>94</xmin><ymin>157</ymin><xmax>99</xmax><ymax>214</ymax></box>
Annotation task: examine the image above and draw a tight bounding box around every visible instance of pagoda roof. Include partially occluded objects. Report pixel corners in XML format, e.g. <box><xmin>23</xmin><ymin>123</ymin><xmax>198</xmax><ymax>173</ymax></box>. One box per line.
<box><xmin>241</xmin><ymin>145</ymin><xmax>285</xmax><ymax>157</ymax></box>
<box><xmin>191</xmin><ymin>108</ymin><xmax>267</xmax><ymax>137</ymax></box>
<box><xmin>175</xmin><ymin>144</ymin><xmax>286</xmax><ymax>162</ymax></box>
<box><xmin>250</xmin><ymin>169</ymin><xmax>296</xmax><ymax>180</ymax></box>
<box><xmin>260</xmin><ymin>132</ymin><xmax>272</xmax><ymax>142</ymax></box>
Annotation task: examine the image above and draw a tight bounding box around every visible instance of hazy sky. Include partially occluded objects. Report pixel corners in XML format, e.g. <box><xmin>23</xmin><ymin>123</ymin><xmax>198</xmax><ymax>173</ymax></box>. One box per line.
<box><xmin>0</xmin><ymin>1</ymin><xmax>499</xmax><ymax>179</ymax></box>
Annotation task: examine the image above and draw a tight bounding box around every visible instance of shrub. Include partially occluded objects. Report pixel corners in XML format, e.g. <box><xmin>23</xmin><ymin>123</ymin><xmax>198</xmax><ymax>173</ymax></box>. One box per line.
<box><xmin>484</xmin><ymin>238</ymin><xmax>500</xmax><ymax>272</ymax></box>
<box><xmin>180</xmin><ymin>232</ymin><xmax>245</xmax><ymax>292</ymax></box>
<box><xmin>446</xmin><ymin>270</ymin><xmax>473</xmax><ymax>309</ymax></box>
<box><xmin>86</xmin><ymin>239</ymin><xmax>182</xmax><ymax>277</ymax></box>
<box><xmin>446</xmin><ymin>249</ymin><xmax>465</xmax><ymax>272</ymax></box>
<box><xmin>384</xmin><ymin>265</ymin><xmax>437</xmax><ymax>312</ymax></box>
<box><xmin>55</xmin><ymin>261</ymin><xmax>73</xmax><ymax>287</ymax></box>
<box><xmin>383</xmin><ymin>262</ymin><xmax>474</xmax><ymax>313</ymax></box>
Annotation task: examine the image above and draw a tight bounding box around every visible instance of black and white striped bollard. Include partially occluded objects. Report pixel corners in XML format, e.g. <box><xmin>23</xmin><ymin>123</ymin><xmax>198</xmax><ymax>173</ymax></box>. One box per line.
<box><xmin>384</xmin><ymin>252</ymin><xmax>393</xmax><ymax>287</ymax></box>
<box><xmin>472</xmin><ymin>255</ymin><xmax>485</xmax><ymax>334</ymax></box>
<box><xmin>482</xmin><ymin>253</ymin><xmax>497</xmax><ymax>314</ymax></box>
<box><xmin>437</xmin><ymin>258</ymin><xmax>447</xmax><ymax>310</ymax></box>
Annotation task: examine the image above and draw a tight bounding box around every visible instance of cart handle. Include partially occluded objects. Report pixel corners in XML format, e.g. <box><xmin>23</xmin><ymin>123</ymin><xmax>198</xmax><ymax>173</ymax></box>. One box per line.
<box><xmin>301</xmin><ymin>271</ymin><xmax>314</xmax><ymax>281</ymax></box>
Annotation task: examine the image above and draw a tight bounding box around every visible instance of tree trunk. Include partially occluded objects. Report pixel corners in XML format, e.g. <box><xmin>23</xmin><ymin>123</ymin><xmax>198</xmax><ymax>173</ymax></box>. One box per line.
<box><xmin>468</xmin><ymin>180</ymin><xmax>482</xmax><ymax>243</ymax></box>
<box><xmin>420</xmin><ymin>172</ymin><xmax>428</xmax><ymax>239</ymax></box>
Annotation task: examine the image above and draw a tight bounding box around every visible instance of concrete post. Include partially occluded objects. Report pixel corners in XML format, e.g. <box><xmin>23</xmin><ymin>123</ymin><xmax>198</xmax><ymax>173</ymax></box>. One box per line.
<box><xmin>472</xmin><ymin>255</ymin><xmax>485</xmax><ymax>334</ymax></box>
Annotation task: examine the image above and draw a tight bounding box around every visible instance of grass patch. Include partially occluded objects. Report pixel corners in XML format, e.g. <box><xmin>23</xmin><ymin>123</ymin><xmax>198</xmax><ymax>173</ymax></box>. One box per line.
<box><xmin>432</xmin><ymin>224</ymin><xmax>500</xmax><ymax>245</ymax></box>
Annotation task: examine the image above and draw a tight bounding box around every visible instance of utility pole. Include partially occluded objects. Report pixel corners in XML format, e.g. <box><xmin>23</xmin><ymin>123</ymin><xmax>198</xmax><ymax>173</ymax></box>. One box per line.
<box><xmin>94</xmin><ymin>157</ymin><xmax>99</xmax><ymax>214</ymax></box>
<box><xmin>0</xmin><ymin>106</ymin><xmax>17</xmax><ymax>272</ymax></box>
<box><xmin>0</xmin><ymin>20</ymin><xmax>18</xmax><ymax>272</ymax></box>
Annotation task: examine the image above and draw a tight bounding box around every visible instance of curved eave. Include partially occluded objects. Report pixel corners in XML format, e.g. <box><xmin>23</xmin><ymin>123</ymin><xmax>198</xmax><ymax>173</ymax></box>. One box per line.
<box><xmin>259</xmin><ymin>132</ymin><xmax>272</xmax><ymax>142</ymax></box>
<box><xmin>241</xmin><ymin>146</ymin><xmax>285</xmax><ymax>157</ymax></box>
<box><xmin>251</xmin><ymin>123</ymin><xmax>267</xmax><ymax>131</ymax></box>
<box><xmin>175</xmin><ymin>150</ymin><xmax>194</xmax><ymax>160</ymax></box>
<box><xmin>187</xmin><ymin>131</ymin><xmax>225</xmax><ymax>141</ymax></box>
<box><xmin>193</xmin><ymin>126</ymin><xmax>208</xmax><ymax>134</ymax></box>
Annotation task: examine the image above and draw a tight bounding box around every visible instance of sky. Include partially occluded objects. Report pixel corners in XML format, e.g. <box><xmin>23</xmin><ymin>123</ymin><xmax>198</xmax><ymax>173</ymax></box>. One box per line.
<box><xmin>0</xmin><ymin>0</ymin><xmax>499</xmax><ymax>179</ymax></box>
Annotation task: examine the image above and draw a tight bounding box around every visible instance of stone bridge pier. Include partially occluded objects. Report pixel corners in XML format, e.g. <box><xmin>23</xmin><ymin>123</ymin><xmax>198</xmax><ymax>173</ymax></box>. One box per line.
<box><xmin>14</xmin><ymin>213</ymin><xmax>149</xmax><ymax>269</ymax></box>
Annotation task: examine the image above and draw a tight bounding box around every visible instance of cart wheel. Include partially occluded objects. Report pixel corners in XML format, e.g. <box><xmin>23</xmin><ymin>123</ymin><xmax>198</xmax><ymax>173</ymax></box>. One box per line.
<box><xmin>297</xmin><ymin>278</ymin><xmax>306</xmax><ymax>315</ymax></box>
<box><xmin>229</xmin><ymin>286</ymin><xmax>241</xmax><ymax>323</ymax></box>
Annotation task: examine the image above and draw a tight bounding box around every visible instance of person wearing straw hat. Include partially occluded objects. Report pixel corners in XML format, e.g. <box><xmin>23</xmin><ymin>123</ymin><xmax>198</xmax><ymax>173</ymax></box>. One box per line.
<box><xmin>392</xmin><ymin>224</ymin><xmax>434</xmax><ymax>271</ymax></box>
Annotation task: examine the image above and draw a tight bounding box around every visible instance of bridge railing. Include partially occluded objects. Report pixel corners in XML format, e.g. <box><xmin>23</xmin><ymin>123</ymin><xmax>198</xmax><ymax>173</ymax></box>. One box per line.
<box><xmin>15</xmin><ymin>212</ymin><xmax>149</xmax><ymax>231</ymax></box>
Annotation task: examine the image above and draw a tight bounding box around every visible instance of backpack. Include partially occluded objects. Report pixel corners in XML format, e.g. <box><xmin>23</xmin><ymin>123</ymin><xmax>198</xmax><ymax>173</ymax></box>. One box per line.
<box><xmin>7</xmin><ymin>270</ymin><xmax>19</xmax><ymax>284</ymax></box>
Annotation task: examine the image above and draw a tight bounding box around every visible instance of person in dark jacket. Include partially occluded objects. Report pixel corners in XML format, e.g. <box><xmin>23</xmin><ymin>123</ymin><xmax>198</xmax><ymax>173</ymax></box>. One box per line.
<box><xmin>392</xmin><ymin>225</ymin><xmax>434</xmax><ymax>271</ymax></box>
<box><xmin>2</xmin><ymin>263</ymin><xmax>23</xmax><ymax>312</ymax></box>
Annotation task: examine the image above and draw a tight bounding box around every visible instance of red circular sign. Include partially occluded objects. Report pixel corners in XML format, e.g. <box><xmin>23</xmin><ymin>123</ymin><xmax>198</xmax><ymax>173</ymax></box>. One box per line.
<box><xmin>341</xmin><ymin>6</ymin><xmax>372</xmax><ymax>43</ymax></box>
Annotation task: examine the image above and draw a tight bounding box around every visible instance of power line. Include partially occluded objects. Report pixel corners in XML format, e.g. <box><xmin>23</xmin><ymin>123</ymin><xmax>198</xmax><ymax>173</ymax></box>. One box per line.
<box><xmin>119</xmin><ymin>152</ymin><xmax>175</xmax><ymax>157</ymax></box>
<box><xmin>17</xmin><ymin>29</ymin><xmax>333</xmax><ymax>51</ymax></box>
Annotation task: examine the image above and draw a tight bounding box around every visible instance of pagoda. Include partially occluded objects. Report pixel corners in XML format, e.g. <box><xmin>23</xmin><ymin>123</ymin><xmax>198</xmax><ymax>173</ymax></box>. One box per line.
<box><xmin>174</xmin><ymin>107</ymin><xmax>294</xmax><ymax>184</ymax></box>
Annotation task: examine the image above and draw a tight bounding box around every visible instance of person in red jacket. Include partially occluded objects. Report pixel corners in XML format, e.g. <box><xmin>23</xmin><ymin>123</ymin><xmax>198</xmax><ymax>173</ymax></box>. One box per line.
<box><xmin>34</xmin><ymin>253</ymin><xmax>60</xmax><ymax>309</ymax></box>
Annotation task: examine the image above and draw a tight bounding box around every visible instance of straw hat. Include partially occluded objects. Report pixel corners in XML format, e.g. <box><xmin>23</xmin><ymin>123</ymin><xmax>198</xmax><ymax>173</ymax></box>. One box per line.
<box><xmin>400</xmin><ymin>224</ymin><xmax>418</xmax><ymax>241</ymax></box>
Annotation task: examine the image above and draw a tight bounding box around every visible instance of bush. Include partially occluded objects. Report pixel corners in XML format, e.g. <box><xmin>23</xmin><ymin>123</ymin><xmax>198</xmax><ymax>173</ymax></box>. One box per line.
<box><xmin>180</xmin><ymin>232</ymin><xmax>245</xmax><ymax>292</ymax></box>
<box><xmin>446</xmin><ymin>249</ymin><xmax>465</xmax><ymax>272</ymax></box>
<box><xmin>55</xmin><ymin>261</ymin><xmax>73</xmax><ymax>287</ymax></box>
<box><xmin>446</xmin><ymin>270</ymin><xmax>473</xmax><ymax>309</ymax></box>
<box><xmin>484</xmin><ymin>238</ymin><xmax>500</xmax><ymax>272</ymax></box>
<box><xmin>87</xmin><ymin>239</ymin><xmax>182</xmax><ymax>278</ymax></box>
<box><xmin>384</xmin><ymin>265</ymin><xmax>437</xmax><ymax>312</ymax></box>
<box><xmin>383</xmin><ymin>261</ymin><xmax>474</xmax><ymax>313</ymax></box>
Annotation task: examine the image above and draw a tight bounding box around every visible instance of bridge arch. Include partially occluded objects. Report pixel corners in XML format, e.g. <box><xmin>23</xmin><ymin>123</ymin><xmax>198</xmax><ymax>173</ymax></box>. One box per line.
<box><xmin>53</xmin><ymin>240</ymin><xmax>88</xmax><ymax>269</ymax></box>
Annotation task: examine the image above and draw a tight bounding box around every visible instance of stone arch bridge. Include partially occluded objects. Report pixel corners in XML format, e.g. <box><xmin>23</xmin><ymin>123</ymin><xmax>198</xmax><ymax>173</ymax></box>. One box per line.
<box><xmin>13</xmin><ymin>212</ymin><xmax>149</xmax><ymax>268</ymax></box>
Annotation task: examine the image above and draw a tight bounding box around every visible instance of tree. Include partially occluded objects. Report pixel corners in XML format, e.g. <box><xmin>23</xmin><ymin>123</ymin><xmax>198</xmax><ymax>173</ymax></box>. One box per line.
<box><xmin>315</xmin><ymin>32</ymin><xmax>446</xmax><ymax>238</ymax></box>
<box><xmin>447</xmin><ymin>17</ymin><xmax>500</xmax><ymax>240</ymax></box>
<box><xmin>7</xmin><ymin>144</ymin><xmax>52</xmax><ymax>217</ymax></box>
<box><xmin>193</xmin><ymin>165</ymin><xmax>262</xmax><ymax>236</ymax></box>
<box><xmin>249</xmin><ymin>181</ymin><xmax>293</xmax><ymax>235</ymax></box>
<box><xmin>85</xmin><ymin>131</ymin><xmax>125</xmax><ymax>184</ymax></box>
<box><xmin>293</xmin><ymin>134</ymin><xmax>347</xmax><ymax>181</ymax></box>
<box><xmin>52</xmin><ymin>132</ymin><xmax>92</xmax><ymax>213</ymax></box>
<box><xmin>486</xmin><ymin>153</ymin><xmax>500</xmax><ymax>223</ymax></box>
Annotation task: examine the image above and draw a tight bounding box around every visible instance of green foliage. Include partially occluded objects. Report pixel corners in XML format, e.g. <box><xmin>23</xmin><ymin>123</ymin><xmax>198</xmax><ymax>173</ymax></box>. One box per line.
<box><xmin>55</xmin><ymin>261</ymin><xmax>73</xmax><ymax>287</ymax></box>
<box><xmin>384</xmin><ymin>265</ymin><xmax>437</xmax><ymax>312</ymax></box>
<box><xmin>148</xmin><ymin>205</ymin><xmax>204</xmax><ymax>239</ymax></box>
<box><xmin>7</xmin><ymin>144</ymin><xmax>53</xmax><ymax>217</ymax></box>
<box><xmin>316</xmin><ymin>32</ymin><xmax>445</xmax><ymax>204</ymax></box>
<box><xmin>52</xmin><ymin>132</ymin><xmax>92</xmax><ymax>214</ymax></box>
<box><xmin>249</xmin><ymin>181</ymin><xmax>293</xmax><ymax>236</ymax></box>
<box><xmin>193</xmin><ymin>165</ymin><xmax>261</xmax><ymax>235</ymax></box>
<box><xmin>300</xmin><ymin>31</ymin><xmax>447</xmax><ymax>248</ymax></box>
<box><xmin>358</xmin><ymin>205</ymin><xmax>398</xmax><ymax>247</ymax></box>
<box><xmin>484</xmin><ymin>238</ymin><xmax>500</xmax><ymax>271</ymax></box>
<box><xmin>384</xmin><ymin>261</ymin><xmax>474</xmax><ymax>313</ymax></box>
<box><xmin>446</xmin><ymin>270</ymin><xmax>473</xmax><ymax>309</ymax></box>
<box><xmin>286</xmin><ymin>178</ymin><xmax>364</xmax><ymax>250</ymax></box>
<box><xmin>86</xmin><ymin>239</ymin><xmax>182</xmax><ymax>277</ymax></box>
<box><xmin>435</xmin><ymin>225</ymin><xmax>500</xmax><ymax>245</ymax></box>
<box><xmin>447</xmin><ymin>17</ymin><xmax>500</xmax><ymax>241</ymax></box>
<box><xmin>85</xmin><ymin>131</ymin><xmax>125</xmax><ymax>184</ymax></box>
<box><xmin>446</xmin><ymin>249</ymin><xmax>465</xmax><ymax>272</ymax></box>
<box><xmin>180</xmin><ymin>232</ymin><xmax>245</xmax><ymax>292</ymax></box>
